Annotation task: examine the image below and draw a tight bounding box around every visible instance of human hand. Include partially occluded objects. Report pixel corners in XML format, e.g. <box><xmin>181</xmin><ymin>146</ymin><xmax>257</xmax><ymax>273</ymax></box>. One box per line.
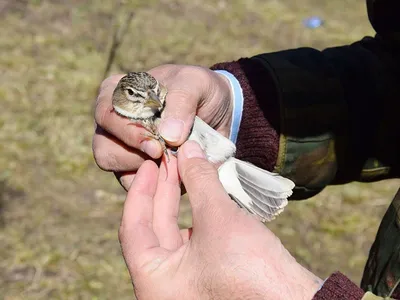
<box><xmin>92</xmin><ymin>64</ymin><xmax>233</xmax><ymax>190</ymax></box>
<box><xmin>119</xmin><ymin>140</ymin><xmax>322</xmax><ymax>300</ymax></box>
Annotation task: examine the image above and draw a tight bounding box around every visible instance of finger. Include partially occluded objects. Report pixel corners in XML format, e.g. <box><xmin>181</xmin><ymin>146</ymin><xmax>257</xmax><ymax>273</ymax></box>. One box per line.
<box><xmin>177</xmin><ymin>141</ymin><xmax>237</xmax><ymax>227</ymax></box>
<box><xmin>114</xmin><ymin>171</ymin><xmax>136</xmax><ymax>191</ymax></box>
<box><xmin>157</xmin><ymin>88</ymin><xmax>197</xmax><ymax>147</ymax></box>
<box><xmin>119</xmin><ymin>160</ymin><xmax>159</xmax><ymax>269</ymax></box>
<box><xmin>153</xmin><ymin>153</ymin><xmax>182</xmax><ymax>250</ymax></box>
<box><xmin>95</xmin><ymin>75</ymin><xmax>163</xmax><ymax>159</ymax></box>
<box><xmin>93</xmin><ymin>125</ymin><xmax>147</xmax><ymax>172</ymax></box>
<box><xmin>150</xmin><ymin>67</ymin><xmax>209</xmax><ymax>147</ymax></box>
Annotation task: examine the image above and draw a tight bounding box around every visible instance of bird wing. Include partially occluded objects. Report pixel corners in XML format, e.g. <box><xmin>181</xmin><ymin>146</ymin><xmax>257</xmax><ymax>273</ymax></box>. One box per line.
<box><xmin>188</xmin><ymin>116</ymin><xmax>236</xmax><ymax>164</ymax></box>
<box><xmin>187</xmin><ymin>116</ymin><xmax>294</xmax><ymax>222</ymax></box>
<box><xmin>218</xmin><ymin>158</ymin><xmax>294</xmax><ymax>222</ymax></box>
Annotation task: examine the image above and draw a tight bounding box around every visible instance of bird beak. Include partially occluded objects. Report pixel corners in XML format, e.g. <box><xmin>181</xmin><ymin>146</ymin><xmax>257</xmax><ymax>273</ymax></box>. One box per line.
<box><xmin>144</xmin><ymin>90</ymin><xmax>162</xmax><ymax>109</ymax></box>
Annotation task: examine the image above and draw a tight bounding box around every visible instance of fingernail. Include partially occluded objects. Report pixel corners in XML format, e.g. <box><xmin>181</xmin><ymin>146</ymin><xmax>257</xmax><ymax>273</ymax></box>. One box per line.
<box><xmin>140</xmin><ymin>140</ymin><xmax>159</xmax><ymax>158</ymax></box>
<box><xmin>159</xmin><ymin>118</ymin><xmax>184</xmax><ymax>142</ymax></box>
<box><xmin>183</xmin><ymin>141</ymin><xmax>206</xmax><ymax>159</ymax></box>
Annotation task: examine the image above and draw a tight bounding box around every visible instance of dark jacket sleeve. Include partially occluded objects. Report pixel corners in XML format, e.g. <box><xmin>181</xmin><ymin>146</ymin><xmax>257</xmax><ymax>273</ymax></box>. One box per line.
<box><xmin>312</xmin><ymin>272</ymin><xmax>399</xmax><ymax>299</ymax></box>
<box><xmin>211</xmin><ymin>35</ymin><xmax>400</xmax><ymax>199</ymax></box>
<box><xmin>312</xmin><ymin>272</ymin><xmax>365</xmax><ymax>299</ymax></box>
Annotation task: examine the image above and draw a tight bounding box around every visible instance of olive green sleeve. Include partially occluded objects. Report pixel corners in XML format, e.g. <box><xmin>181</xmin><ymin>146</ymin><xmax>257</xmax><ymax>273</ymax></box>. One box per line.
<box><xmin>362</xmin><ymin>291</ymin><xmax>395</xmax><ymax>300</ymax></box>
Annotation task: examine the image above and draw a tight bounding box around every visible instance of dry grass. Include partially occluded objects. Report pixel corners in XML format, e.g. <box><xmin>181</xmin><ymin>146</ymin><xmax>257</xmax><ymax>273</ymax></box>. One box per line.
<box><xmin>0</xmin><ymin>0</ymin><xmax>399</xmax><ymax>299</ymax></box>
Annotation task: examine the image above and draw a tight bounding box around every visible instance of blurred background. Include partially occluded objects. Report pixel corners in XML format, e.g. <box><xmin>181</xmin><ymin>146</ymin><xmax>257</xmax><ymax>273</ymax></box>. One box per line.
<box><xmin>1</xmin><ymin>0</ymin><xmax>399</xmax><ymax>299</ymax></box>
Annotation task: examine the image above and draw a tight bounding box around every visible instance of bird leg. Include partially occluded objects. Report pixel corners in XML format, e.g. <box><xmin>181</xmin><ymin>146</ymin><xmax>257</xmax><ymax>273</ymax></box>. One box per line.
<box><xmin>141</xmin><ymin>132</ymin><xmax>170</xmax><ymax>162</ymax></box>
<box><xmin>139</xmin><ymin>120</ymin><xmax>170</xmax><ymax>162</ymax></box>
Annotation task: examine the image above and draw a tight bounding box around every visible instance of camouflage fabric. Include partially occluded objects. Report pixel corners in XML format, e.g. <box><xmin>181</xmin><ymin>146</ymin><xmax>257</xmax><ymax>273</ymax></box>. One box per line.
<box><xmin>362</xmin><ymin>291</ymin><xmax>395</xmax><ymax>300</ymax></box>
<box><xmin>274</xmin><ymin>133</ymin><xmax>392</xmax><ymax>198</ymax></box>
<box><xmin>362</xmin><ymin>158</ymin><xmax>392</xmax><ymax>181</ymax></box>
<box><xmin>273</xmin><ymin>133</ymin><xmax>337</xmax><ymax>197</ymax></box>
<box><xmin>361</xmin><ymin>189</ymin><xmax>400</xmax><ymax>298</ymax></box>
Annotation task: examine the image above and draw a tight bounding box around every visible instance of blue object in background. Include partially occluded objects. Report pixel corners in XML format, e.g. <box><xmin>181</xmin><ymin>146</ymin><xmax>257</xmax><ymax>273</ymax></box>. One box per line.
<box><xmin>303</xmin><ymin>16</ymin><xmax>324</xmax><ymax>28</ymax></box>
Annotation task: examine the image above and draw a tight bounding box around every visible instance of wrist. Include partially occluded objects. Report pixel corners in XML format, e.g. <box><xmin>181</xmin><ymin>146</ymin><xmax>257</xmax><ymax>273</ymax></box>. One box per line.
<box><xmin>272</xmin><ymin>251</ymin><xmax>323</xmax><ymax>300</ymax></box>
<box><xmin>234</xmin><ymin>251</ymin><xmax>323</xmax><ymax>300</ymax></box>
<box><xmin>296</xmin><ymin>266</ymin><xmax>324</xmax><ymax>300</ymax></box>
<box><xmin>210</xmin><ymin>59</ymin><xmax>280</xmax><ymax>171</ymax></box>
<box><xmin>280</xmin><ymin>267</ymin><xmax>323</xmax><ymax>300</ymax></box>
<box><xmin>213</xmin><ymin>70</ymin><xmax>244</xmax><ymax>145</ymax></box>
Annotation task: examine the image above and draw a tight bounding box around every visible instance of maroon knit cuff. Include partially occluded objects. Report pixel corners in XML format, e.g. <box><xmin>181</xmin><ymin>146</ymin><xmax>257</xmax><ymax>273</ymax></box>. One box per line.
<box><xmin>313</xmin><ymin>272</ymin><xmax>365</xmax><ymax>300</ymax></box>
<box><xmin>210</xmin><ymin>59</ymin><xmax>280</xmax><ymax>172</ymax></box>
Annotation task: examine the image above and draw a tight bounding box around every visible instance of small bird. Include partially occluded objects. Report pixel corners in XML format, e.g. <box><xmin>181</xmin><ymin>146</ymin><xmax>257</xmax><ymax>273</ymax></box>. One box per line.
<box><xmin>112</xmin><ymin>71</ymin><xmax>170</xmax><ymax>158</ymax></box>
<box><xmin>112</xmin><ymin>71</ymin><xmax>295</xmax><ymax>222</ymax></box>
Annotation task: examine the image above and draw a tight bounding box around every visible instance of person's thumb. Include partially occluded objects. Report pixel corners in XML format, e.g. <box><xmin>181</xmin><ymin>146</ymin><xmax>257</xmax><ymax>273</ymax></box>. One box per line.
<box><xmin>177</xmin><ymin>141</ymin><xmax>236</xmax><ymax>226</ymax></box>
<box><xmin>158</xmin><ymin>89</ymin><xmax>197</xmax><ymax>147</ymax></box>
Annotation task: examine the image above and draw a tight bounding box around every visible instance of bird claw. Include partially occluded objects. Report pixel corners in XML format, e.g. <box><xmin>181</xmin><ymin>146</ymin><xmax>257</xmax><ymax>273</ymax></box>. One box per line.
<box><xmin>159</xmin><ymin>136</ymin><xmax>170</xmax><ymax>163</ymax></box>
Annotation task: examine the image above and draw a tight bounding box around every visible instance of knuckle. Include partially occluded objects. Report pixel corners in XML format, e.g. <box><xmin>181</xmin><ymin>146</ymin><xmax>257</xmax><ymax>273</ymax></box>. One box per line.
<box><xmin>94</xmin><ymin>110</ymin><xmax>104</xmax><ymax>129</ymax></box>
<box><xmin>94</xmin><ymin>96</ymin><xmax>108</xmax><ymax>127</ymax></box>
<box><xmin>92</xmin><ymin>146</ymin><xmax>114</xmax><ymax>171</ymax></box>
<box><xmin>159</xmin><ymin>63</ymin><xmax>177</xmax><ymax>71</ymax></box>
<box><xmin>169</xmin><ymin>88</ymin><xmax>192</xmax><ymax>103</ymax></box>
<box><xmin>95</xmin><ymin>75</ymin><xmax>123</xmax><ymax>126</ymax></box>
<box><xmin>119</xmin><ymin>174</ymin><xmax>134</xmax><ymax>191</ymax></box>
<box><xmin>100</xmin><ymin>74</ymin><xmax>124</xmax><ymax>91</ymax></box>
<box><xmin>179</xmin><ymin>64</ymin><xmax>205</xmax><ymax>76</ymax></box>
<box><xmin>118</xmin><ymin>224</ymin><xmax>126</xmax><ymax>244</ymax></box>
<box><xmin>148</xmin><ymin>64</ymin><xmax>180</xmax><ymax>79</ymax></box>
<box><xmin>177</xmin><ymin>66</ymin><xmax>212</xmax><ymax>98</ymax></box>
<box><xmin>188</xmin><ymin>65</ymin><xmax>211</xmax><ymax>83</ymax></box>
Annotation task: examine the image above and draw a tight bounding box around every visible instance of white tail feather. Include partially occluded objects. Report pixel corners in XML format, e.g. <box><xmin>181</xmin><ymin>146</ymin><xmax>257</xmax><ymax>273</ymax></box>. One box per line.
<box><xmin>218</xmin><ymin>158</ymin><xmax>293</xmax><ymax>222</ymax></box>
<box><xmin>188</xmin><ymin>117</ymin><xmax>295</xmax><ymax>222</ymax></box>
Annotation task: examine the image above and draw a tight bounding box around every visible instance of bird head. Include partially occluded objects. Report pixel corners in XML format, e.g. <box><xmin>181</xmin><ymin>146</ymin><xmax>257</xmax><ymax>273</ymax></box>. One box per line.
<box><xmin>112</xmin><ymin>72</ymin><xmax>166</xmax><ymax>120</ymax></box>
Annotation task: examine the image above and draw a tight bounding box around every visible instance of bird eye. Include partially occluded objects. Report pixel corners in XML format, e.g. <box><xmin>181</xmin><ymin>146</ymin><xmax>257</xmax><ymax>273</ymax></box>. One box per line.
<box><xmin>127</xmin><ymin>88</ymin><xmax>134</xmax><ymax>96</ymax></box>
